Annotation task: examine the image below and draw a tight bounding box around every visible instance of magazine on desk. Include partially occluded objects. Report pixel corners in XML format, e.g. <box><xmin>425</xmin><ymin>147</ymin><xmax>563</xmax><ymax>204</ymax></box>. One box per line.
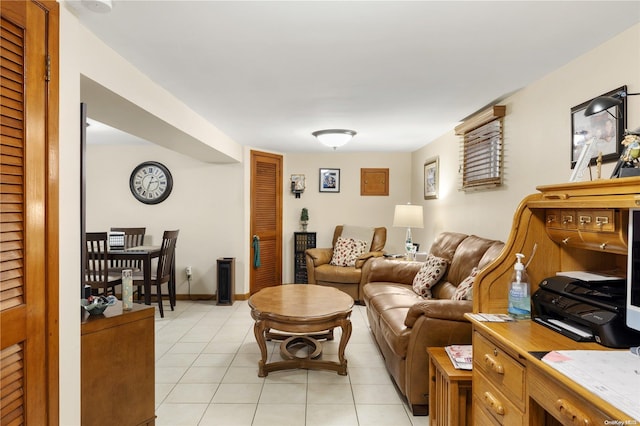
<box><xmin>445</xmin><ymin>345</ymin><xmax>473</xmax><ymax>370</ymax></box>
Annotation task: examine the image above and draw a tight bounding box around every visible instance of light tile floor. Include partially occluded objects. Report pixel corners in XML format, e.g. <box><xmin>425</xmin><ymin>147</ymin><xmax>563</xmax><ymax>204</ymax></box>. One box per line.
<box><xmin>154</xmin><ymin>300</ymin><xmax>430</xmax><ymax>426</ymax></box>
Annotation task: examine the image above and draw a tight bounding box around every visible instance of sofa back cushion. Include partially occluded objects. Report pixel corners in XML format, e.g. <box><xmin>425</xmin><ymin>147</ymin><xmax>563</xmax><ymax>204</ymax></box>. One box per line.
<box><xmin>428</xmin><ymin>232</ymin><xmax>469</xmax><ymax>262</ymax></box>
<box><xmin>445</xmin><ymin>235</ymin><xmax>504</xmax><ymax>287</ymax></box>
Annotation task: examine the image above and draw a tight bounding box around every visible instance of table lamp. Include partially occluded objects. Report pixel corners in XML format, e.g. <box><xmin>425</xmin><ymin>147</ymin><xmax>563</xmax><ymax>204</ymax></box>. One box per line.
<box><xmin>393</xmin><ymin>204</ymin><xmax>424</xmax><ymax>255</ymax></box>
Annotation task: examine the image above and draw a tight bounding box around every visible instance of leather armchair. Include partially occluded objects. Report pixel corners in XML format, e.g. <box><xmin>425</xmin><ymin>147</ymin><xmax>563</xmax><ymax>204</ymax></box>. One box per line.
<box><xmin>305</xmin><ymin>225</ymin><xmax>386</xmax><ymax>302</ymax></box>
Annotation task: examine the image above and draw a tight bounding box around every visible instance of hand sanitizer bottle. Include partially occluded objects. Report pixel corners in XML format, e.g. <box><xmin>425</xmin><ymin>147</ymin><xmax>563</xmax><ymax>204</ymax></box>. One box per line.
<box><xmin>508</xmin><ymin>253</ymin><xmax>531</xmax><ymax>319</ymax></box>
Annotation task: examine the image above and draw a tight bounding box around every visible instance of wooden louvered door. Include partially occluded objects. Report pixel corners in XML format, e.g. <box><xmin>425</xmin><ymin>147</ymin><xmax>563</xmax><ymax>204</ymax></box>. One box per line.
<box><xmin>250</xmin><ymin>150</ymin><xmax>282</xmax><ymax>294</ymax></box>
<box><xmin>1</xmin><ymin>1</ymin><xmax>59</xmax><ymax>424</ymax></box>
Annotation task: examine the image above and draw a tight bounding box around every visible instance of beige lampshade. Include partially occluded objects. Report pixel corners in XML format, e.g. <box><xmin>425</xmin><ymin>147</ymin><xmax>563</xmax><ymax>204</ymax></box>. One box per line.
<box><xmin>393</xmin><ymin>204</ymin><xmax>424</xmax><ymax>228</ymax></box>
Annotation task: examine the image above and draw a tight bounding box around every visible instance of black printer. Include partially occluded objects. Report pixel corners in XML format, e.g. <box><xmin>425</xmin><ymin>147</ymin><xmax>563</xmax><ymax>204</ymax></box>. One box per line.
<box><xmin>532</xmin><ymin>275</ymin><xmax>640</xmax><ymax>348</ymax></box>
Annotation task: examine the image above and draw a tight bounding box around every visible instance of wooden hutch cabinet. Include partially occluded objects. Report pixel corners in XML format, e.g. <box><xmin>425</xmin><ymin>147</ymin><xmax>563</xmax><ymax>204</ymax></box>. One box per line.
<box><xmin>294</xmin><ymin>232</ymin><xmax>316</xmax><ymax>283</ymax></box>
<box><xmin>81</xmin><ymin>303</ymin><xmax>155</xmax><ymax>426</ymax></box>
<box><xmin>470</xmin><ymin>177</ymin><xmax>640</xmax><ymax>425</ymax></box>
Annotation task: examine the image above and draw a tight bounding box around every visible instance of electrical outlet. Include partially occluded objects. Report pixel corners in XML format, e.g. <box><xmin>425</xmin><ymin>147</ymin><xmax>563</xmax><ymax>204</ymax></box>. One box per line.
<box><xmin>185</xmin><ymin>266</ymin><xmax>192</xmax><ymax>277</ymax></box>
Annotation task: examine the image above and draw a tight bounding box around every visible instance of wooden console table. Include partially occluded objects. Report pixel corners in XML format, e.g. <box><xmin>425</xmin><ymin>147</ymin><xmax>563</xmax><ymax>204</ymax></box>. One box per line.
<box><xmin>471</xmin><ymin>177</ymin><xmax>640</xmax><ymax>425</ymax></box>
<box><xmin>81</xmin><ymin>302</ymin><xmax>155</xmax><ymax>426</ymax></box>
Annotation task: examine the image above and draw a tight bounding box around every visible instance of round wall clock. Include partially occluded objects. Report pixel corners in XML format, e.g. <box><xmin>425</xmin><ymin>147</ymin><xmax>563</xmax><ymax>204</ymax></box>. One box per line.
<box><xmin>129</xmin><ymin>161</ymin><xmax>173</xmax><ymax>204</ymax></box>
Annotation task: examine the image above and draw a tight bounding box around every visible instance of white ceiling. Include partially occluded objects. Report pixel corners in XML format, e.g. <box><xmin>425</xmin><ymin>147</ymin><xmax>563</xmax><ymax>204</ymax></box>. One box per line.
<box><xmin>68</xmin><ymin>0</ymin><xmax>640</xmax><ymax>153</ymax></box>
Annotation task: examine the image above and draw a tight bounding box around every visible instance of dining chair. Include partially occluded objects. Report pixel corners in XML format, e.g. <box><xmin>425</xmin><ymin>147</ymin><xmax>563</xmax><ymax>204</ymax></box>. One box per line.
<box><xmin>110</xmin><ymin>227</ymin><xmax>146</xmax><ymax>248</ymax></box>
<box><xmin>132</xmin><ymin>230</ymin><xmax>179</xmax><ymax>317</ymax></box>
<box><xmin>85</xmin><ymin>232</ymin><xmax>122</xmax><ymax>296</ymax></box>
<box><xmin>109</xmin><ymin>227</ymin><xmax>146</xmax><ymax>269</ymax></box>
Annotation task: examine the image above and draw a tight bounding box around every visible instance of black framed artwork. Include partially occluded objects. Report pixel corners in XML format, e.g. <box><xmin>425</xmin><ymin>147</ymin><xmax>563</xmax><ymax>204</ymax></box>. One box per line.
<box><xmin>570</xmin><ymin>86</ymin><xmax>626</xmax><ymax>168</ymax></box>
<box><xmin>319</xmin><ymin>168</ymin><xmax>340</xmax><ymax>193</ymax></box>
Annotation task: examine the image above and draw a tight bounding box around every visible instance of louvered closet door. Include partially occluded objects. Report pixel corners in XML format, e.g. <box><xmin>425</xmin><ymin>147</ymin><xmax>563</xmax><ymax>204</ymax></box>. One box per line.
<box><xmin>1</xmin><ymin>1</ymin><xmax>59</xmax><ymax>424</ymax></box>
<box><xmin>250</xmin><ymin>150</ymin><xmax>282</xmax><ymax>294</ymax></box>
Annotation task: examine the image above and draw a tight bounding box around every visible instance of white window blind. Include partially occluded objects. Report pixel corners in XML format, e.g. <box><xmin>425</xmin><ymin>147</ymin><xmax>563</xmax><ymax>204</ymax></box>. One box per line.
<box><xmin>455</xmin><ymin>106</ymin><xmax>506</xmax><ymax>191</ymax></box>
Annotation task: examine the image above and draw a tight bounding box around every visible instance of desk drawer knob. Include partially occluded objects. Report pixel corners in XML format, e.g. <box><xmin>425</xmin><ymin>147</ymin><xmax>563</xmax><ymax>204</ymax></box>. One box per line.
<box><xmin>483</xmin><ymin>391</ymin><xmax>505</xmax><ymax>416</ymax></box>
<box><xmin>554</xmin><ymin>398</ymin><xmax>591</xmax><ymax>426</ymax></box>
<box><xmin>483</xmin><ymin>354</ymin><xmax>504</xmax><ymax>374</ymax></box>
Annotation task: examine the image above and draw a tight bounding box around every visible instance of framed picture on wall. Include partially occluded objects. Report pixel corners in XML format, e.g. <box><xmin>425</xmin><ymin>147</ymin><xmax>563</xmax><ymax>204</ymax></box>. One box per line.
<box><xmin>570</xmin><ymin>86</ymin><xmax>626</xmax><ymax>168</ymax></box>
<box><xmin>319</xmin><ymin>168</ymin><xmax>340</xmax><ymax>193</ymax></box>
<box><xmin>424</xmin><ymin>157</ymin><xmax>439</xmax><ymax>199</ymax></box>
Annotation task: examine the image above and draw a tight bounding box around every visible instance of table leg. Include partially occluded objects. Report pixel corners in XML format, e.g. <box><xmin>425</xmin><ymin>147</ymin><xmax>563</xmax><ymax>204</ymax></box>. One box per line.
<box><xmin>253</xmin><ymin>319</ymin><xmax>269</xmax><ymax>377</ymax></box>
<box><xmin>143</xmin><ymin>255</ymin><xmax>151</xmax><ymax>306</ymax></box>
<box><xmin>337</xmin><ymin>318</ymin><xmax>352</xmax><ymax>375</ymax></box>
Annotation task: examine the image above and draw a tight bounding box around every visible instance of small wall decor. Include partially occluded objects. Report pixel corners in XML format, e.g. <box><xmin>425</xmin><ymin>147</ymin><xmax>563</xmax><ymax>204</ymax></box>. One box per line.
<box><xmin>360</xmin><ymin>168</ymin><xmax>389</xmax><ymax>196</ymax></box>
<box><xmin>290</xmin><ymin>174</ymin><xmax>305</xmax><ymax>198</ymax></box>
<box><xmin>571</xmin><ymin>86</ymin><xmax>626</xmax><ymax>168</ymax></box>
<box><xmin>319</xmin><ymin>168</ymin><xmax>340</xmax><ymax>193</ymax></box>
<box><xmin>300</xmin><ymin>207</ymin><xmax>309</xmax><ymax>231</ymax></box>
<box><xmin>424</xmin><ymin>157</ymin><xmax>439</xmax><ymax>199</ymax></box>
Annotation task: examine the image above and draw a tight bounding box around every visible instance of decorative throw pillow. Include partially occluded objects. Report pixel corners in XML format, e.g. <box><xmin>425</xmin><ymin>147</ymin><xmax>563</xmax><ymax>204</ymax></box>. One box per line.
<box><xmin>347</xmin><ymin>239</ymin><xmax>369</xmax><ymax>267</ymax></box>
<box><xmin>330</xmin><ymin>236</ymin><xmax>353</xmax><ymax>267</ymax></box>
<box><xmin>330</xmin><ymin>237</ymin><xmax>369</xmax><ymax>267</ymax></box>
<box><xmin>412</xmin><ymin>254</ymin><xmax>448</xmax><ymax>298</ymax></box>
<box><xmin>453</xmin><ymin>267</ymin><xmax>479</xmax><ymax>301</ymax></box>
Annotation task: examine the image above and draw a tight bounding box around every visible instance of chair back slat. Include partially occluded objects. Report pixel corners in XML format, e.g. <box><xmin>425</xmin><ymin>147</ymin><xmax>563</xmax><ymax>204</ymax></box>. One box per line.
<box><xmin>85</xmin><ymin>232</ymin><xmax>116</xmax><ymax>295</ymax></box>
<box><xmin>156</xmin><ymin>230</ymin><xmax>179</xmax><ymax>286</ymax></box>
<box><xmin>110</xmin><ymin>227</ymin><xmax>146</xmax><ymax>269</ymax></box>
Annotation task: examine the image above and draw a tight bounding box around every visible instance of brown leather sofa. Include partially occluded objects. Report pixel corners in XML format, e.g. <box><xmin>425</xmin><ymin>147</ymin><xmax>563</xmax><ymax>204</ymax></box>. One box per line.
<box><xmin>305</xmin><ymin>225</ymin><xmax>386</xmax><ymax>302</ymax></box>
<box><xmin>362</xmin><ymin>232</ymin><xmax>504</xmax><ymax>415</ymax></box>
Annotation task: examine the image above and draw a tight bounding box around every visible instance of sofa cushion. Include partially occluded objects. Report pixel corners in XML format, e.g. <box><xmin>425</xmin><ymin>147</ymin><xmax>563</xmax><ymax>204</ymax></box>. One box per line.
<box><xmin>445</xmin><ymin>235</ymin><xmax>501</xmax><ymax>286</ymax></box>
<box><xmin>314</xmin><ymin>264</ymin><xmax>361</xmax><ymax>284</ymax></box>
<box><xmin>412</xmin><ymin>254</ymin><xmax>448</xmax><ymax>298</ymax></box>
<box><xmin>369</xmin><ymin>292</ymin><xmax>423</xmax><ymax>315</ymax></box>
<box><xmin>380</xmin><ymin>307</ymin><xmax>412</xmax><ymax>358</ymax></box>
<box><xmin>363</xmin><ymin>282</ymin><xmax>414</xmax><ymax>302</ymax></box>
<box><xmin>452</xmin><ymin>267</ymin><xmax>478</xmax><ymax>300</ymax></box>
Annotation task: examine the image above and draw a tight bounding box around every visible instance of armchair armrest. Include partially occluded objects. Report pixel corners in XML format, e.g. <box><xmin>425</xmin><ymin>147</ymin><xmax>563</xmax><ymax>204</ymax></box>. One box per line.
<box><xmin>404</xmin><ymin>299</ymin><xmax>473</xmax><ymax>327</ymax></box>
<box><xmin>305</xmin><ymin>247</ymin><xmax>333</xmax><ymax>267</ymax></box>
<box><xmin>354</xmin><ymin>251</ymin><xmax>385</xmax><ymax>269</ymax></box>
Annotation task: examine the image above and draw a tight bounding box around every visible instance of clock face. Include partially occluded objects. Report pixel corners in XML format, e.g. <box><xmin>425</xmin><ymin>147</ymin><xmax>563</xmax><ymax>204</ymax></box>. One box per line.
<box><xmin>129</xmin><ymin>161</ymin><xmax>173</xmax><ymax>204</ymax></box>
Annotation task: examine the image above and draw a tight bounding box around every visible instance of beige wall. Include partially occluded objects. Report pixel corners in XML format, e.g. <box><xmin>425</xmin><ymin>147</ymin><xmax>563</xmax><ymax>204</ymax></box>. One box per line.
<box><xmin>59</xmin><ymin>4</ymin><xmax>640</xmax><ymax>423</ymax></box>
<box><xmin>283</xmin><ymin>152</ymin><xmax>413</xmax><ymax>280</ymax></box>
<box><xmin>411</xmin><ymin>24</ymin><xmax>640</xmax><ymax>247</ymax></box>
<box><xmin>86</xmin><ymin>143</ymin><xmax>246</xmax><ymax>296</ymax></box>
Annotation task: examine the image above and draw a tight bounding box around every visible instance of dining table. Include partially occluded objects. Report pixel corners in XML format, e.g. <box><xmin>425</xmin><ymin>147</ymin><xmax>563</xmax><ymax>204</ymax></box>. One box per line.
<box><xmin>108</xmin><ymin>245</ymin><xmax>163</xmax><ymax>306</ymax></box>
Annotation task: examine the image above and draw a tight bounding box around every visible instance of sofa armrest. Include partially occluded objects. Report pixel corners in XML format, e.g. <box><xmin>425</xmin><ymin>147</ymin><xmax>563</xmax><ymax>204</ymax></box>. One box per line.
<box><xmin>362</xmin><ymin>257</ymin><xmax>423</xmax><ymax>286</ymax></box>
<box><xmin>404</xmin><ymin>299</ymin><xmax>473</xmax><ymax>327</ymax></box>
<box><xmin>305</xmin><ymin>247</ymin><xmax>333</xmax><ymax>266</ymax></box>
<box><xmin>354</xmin><ymin>251</ymin><xmax>385</xmax><ymax>269</ymax></box>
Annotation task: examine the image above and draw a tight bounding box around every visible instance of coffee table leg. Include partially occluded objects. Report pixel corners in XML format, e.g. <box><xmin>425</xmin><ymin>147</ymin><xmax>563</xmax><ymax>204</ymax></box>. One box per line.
<box><xmin>337</xmin><ymin>318</ymin><xmax>352</xmax><ymax>375</ymax></box>
<box><xmin>253</xmin><ymin>319</ymin><xmax>269</xmax><ymax>377</ymax></box>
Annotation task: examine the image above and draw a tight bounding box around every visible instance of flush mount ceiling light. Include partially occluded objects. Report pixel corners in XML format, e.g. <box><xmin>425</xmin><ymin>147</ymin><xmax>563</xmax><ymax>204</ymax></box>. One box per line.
<box><xmin>312</xmin><ymin>129</ymin><xmax>357</xmax><ymax>150</ymax></box>
<box><xmin>82</xmin><ymin>0</ymin><xmax>113</xmax><ymax>13</ymax></box>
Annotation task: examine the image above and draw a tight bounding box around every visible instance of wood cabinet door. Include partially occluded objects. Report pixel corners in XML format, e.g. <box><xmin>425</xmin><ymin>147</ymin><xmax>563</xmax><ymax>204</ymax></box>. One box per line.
<box><xmin>0</xmin><ymin>1</ymin><xmax>59</xmax><ymax>424</ymax></box>
<box><xmin>250</xmin><ymin>150</ymin><xmax>282</xmax><ymax>294</ymax></box>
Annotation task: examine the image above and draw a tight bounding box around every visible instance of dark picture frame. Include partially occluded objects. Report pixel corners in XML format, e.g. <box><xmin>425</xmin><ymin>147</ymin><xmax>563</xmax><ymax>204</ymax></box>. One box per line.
<box><xmin>319</xmin><ymin>168</ymin><xmax>340</xmax><ymax>193</ymax></box>
<box><xmin>424</xmin><ymin>157</ymin><xmax>439</xmax><ymax>199</ymax></box>
<box><xmin>570</xmin><ymin>86</ymin><xmax>626</xmax><ymax>168</ymax></box>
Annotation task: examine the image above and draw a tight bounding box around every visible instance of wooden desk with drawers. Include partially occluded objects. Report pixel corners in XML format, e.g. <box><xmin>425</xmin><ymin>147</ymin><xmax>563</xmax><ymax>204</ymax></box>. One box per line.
<box><xmin>467</xmin><ymin>316</ymin><xmax>637</xmax><ymax>425</ymax></box>
<box><xmin>468</xmin><ymin>177</ymin><xmax>640</xmax><ymax>425</ymax></box>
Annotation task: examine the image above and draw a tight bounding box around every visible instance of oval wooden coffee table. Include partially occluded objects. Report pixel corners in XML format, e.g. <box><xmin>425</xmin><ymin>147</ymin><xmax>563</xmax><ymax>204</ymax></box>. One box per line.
<box><xmin>248</xmin><ymin>284</ymin><xmax>354</xmax><ymax>377</ymax></box>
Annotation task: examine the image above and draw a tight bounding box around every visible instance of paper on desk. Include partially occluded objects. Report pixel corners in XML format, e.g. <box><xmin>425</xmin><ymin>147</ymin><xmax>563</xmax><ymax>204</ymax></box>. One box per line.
<box><xmin>466</xmin><ymin>313</ymin><xmax>515</xmax><ymax>322</ymax></box>
<box><xmin>555</xmin><ymin>271</ymin><xmax>624</xmax><ymax>281</ymax></box>
<box><xmin>542</xmin><ymin>350</ymin><xmax>640</xmax><ymax>421</ymax></box>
